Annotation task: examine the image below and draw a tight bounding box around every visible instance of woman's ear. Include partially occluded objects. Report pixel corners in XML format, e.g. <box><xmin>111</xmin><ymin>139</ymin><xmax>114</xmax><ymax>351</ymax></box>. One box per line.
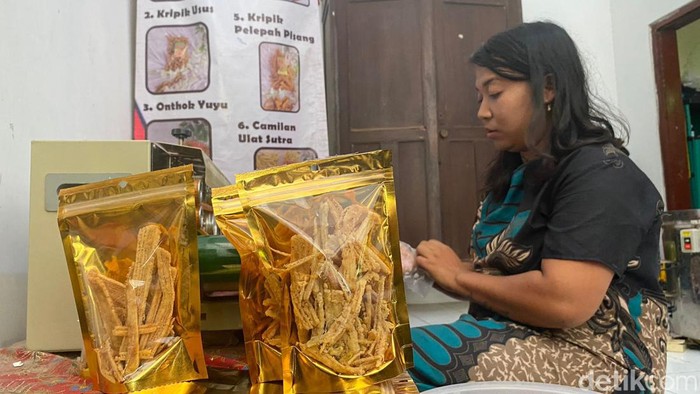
<box><xmin>543</xmin><ymin>74</ymin><xmax>556</xmax><ymax>105</ymax></box>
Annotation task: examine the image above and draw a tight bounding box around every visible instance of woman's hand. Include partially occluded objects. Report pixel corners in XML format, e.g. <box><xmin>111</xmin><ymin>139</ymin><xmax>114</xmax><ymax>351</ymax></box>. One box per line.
<box><xmin>415</xmin><ymin>239</ymin><xmax>473</xmax><ymax>297</ymax></box>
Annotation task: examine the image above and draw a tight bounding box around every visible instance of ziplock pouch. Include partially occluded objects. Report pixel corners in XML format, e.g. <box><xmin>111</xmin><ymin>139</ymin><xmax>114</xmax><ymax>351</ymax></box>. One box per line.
<box><xmin>400</xmin><ymin>242</ymin><xmax>434</xmax><ymax>298</ymax></box>
<box><xmin>212</xmin><ymin>185</ymin><xmax>283</xmax><ymax>392</ymax></box>
<box><xmin>237</xmin><ymin>150</ymin><xmax>413</xmax><ymax>393</ymax></box>
<box><xmin>57</xmin><ymin>165</ymin><xmax>207</xmax><ymax>392</ymax></box>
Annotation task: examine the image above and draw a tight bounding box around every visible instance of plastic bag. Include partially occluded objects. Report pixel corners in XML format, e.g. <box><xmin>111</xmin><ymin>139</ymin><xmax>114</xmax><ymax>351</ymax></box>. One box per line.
<box><xmin>400</xmin><ymin>241</ymin><xmax>434</xmax><ymax>298</ymax></box>
<box><xmin>237</xmin><ymin>150</ymin><xmax>413</xmax><ymax>393</ymax></box>
<box><xmin>57</xmin><ymin>165</ymin><xmax>207</xmax><ymax>392</ymax></box>
<box><xmin>212</xmin><ymin>185</ymin><xmax>283</xmax><ymax>391</ymax></box>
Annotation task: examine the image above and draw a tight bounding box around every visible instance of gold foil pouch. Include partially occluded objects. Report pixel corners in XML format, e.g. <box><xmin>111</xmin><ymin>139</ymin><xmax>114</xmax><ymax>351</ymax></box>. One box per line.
<box><xmin>211</xmin><ymin>185</ymin><xmax>283</xmax><ymax>391</ymax></box>
<box><xmin>57</xmin><ymin>165</ymin><xmax>207</xmax><ymax>393</ymax></box>
<box><xmin>236</xmin><ymin>151</ymin><xmax>413</xmax><ymax>393</ymax></box>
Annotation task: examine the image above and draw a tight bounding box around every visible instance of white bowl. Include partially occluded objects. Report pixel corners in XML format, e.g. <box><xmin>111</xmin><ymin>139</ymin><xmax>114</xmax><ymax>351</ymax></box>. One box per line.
<box><xmin>422</xmin><ymin>381</ymin><xmax>596</xmax><ymax>393</ymax></box>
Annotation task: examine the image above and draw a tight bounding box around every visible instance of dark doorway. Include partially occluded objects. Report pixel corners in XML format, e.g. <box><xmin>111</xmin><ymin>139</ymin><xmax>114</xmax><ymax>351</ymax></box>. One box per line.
<box><xmin>652</xmin><ymin>0</ymin><xmax>700</xmax><ymax>210</ymax></box>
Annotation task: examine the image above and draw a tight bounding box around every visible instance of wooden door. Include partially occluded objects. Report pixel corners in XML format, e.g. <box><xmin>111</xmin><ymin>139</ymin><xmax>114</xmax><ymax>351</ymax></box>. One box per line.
<box><xmin>434</xmin><ymin>0</ymin><xmax>522</xmax><ymax>257</ymax></box>
<box><xmin>325</xmin><ymin>0</ymin><xmax>521</xmax><ymax>256</ymax></box>
<box><xmin>328</xmin><ymin>0</ymin><xmax>435</xmax><ymax>248</ymax></box>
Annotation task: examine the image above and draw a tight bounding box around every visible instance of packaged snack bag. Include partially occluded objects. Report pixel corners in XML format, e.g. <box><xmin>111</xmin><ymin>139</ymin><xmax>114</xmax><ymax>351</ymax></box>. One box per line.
<box><xmin>57</xmin><ymin>165</ymin><xmax>207</xmax><ymax>392</ymax></box>
<box><xmin>237</xmin><ymin>151</ymin><xmax>413</xmax><ymax>393</ymax></box>
<box><xmin>212</xmin><ymin>185</ymin><xmax>283</xmax><ymax>393</ymax></box>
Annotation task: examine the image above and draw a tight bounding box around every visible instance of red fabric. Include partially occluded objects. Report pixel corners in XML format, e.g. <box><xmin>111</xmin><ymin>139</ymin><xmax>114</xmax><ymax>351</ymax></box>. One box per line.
<box><xmin>0</xmin><ymin>342</ymin><xmax>248</xmax><ymax>392</ymax></box>
<box><xmin>0</xmin><ymin>345</ymin><xmax>97</xmax><ymax>393</ymax></box>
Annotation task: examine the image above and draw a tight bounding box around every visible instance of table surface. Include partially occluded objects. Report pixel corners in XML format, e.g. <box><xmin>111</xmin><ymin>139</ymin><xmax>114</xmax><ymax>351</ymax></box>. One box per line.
<box><xmin>0</xmin><ymin>342</ymin><xmax>418</xmax><ymax>393</ymax></box>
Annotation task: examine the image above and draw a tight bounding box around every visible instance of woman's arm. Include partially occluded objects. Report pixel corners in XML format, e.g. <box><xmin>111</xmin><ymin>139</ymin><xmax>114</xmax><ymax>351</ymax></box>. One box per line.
<box><xmin>416</xmin><ymin>240</ymin><xmax>613</xmax><ymax>329</ymax></box>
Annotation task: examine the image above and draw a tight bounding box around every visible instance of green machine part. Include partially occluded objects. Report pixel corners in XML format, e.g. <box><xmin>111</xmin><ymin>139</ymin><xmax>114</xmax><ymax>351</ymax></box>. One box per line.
<box><xmin>198</xmin><ymin>235</ymin><xmax>241</xmax><ymax>290</ymax></box>
<box><xmin>687</xmin><ymin>104</ymin><xmax>700</xmax><ymax>209</ymax></box>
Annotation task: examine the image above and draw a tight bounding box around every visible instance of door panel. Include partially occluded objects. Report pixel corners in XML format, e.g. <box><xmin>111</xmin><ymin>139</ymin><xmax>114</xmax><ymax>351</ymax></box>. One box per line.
<box><xmin>345</xmin><ymin>0</ymin><xmax>425</xmax><ymax>131</ymax></box>
<box><xmin>328</xmin><ymin>0</ymin><xmax>520</xmax><ymax>258</ymax></box>
<box><xmin>338</xmin><ymin>0</ymin><xmax>433</xmax><ymax>246</ymax></box>
<box><xmin>435</xmin><ymin>0</ymin><xmax>518</xmax><ymax>258</ymax></box>
<box><xmin>439</xmin><ymin>132</ymin><xmax>496</xmax><ymax>257</ymax></box>
<box><xmin>435</xmin><ymin>1</ymin><xmax>508</xmax><ymax>127</ymax></box>
<box><xmin>390</xmin><ymin>140</ymin><xmax>430</xmax><ymax>246</ymax></box>
<box><xmin>350</xmin><ymin>138</ymin><xmax>430</xmax><ymax>246</ymax></box>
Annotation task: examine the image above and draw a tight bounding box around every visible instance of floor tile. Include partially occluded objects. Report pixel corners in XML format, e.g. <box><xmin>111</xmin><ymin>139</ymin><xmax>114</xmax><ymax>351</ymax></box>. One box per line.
<box><xmin>405</xmin><ymin>286</ymin><xmax>465</xmax><ymax>305</ymax></box>
<box><xmin>442</xmin><ymin>302</ymin><xmax>470</xmax><ymax>315</ymax></box>
<box><xmin>407</xmin><ymin>314</ymin><xmax>429</xmax><ymax>327</ymax></box>
<box><xmin>667</xmin><ymin>349</ymin><xmax>700</xmax><ymax>373</ymax></box>
<box><xmin>663</xmin><ymin>370</ymin><xmax>700</xmax><ymax>394</ymax></box>
<box><xmin>408</xmin><ymin>302</ymin><xmax>465</xmax><ymax>326</ymax></box>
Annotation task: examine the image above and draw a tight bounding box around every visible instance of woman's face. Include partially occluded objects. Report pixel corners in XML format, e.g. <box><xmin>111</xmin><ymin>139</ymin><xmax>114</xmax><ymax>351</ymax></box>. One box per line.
<box><xmin>475</xmin><ymin>66</ymin><xmax>534</xmax><ymax>153</ymax></box>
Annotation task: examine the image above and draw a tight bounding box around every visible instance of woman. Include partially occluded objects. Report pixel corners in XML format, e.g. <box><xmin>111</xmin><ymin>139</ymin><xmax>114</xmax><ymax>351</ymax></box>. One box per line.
<box><xmin>409</xmin><ymin>22</ymin><xmax>668</xmax><ymax>393</ymax></box>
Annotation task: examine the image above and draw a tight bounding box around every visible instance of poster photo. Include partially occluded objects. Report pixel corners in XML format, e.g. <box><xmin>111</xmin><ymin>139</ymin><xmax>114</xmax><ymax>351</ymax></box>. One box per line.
<box><xmin>134</xmin><ymin>0</ymin><xmax>329</xmax><ymax>179</ymax></box>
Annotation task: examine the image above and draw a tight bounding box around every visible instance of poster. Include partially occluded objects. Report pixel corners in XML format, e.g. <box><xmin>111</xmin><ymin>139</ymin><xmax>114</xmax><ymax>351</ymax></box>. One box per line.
<box><xmin>134</xmin><ymin>0</ymin><xmax>329</xmax><ymax>179</ymax></box>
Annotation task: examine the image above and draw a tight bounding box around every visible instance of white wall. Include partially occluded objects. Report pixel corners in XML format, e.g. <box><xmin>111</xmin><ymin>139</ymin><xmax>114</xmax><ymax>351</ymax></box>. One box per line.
<box><xmin>523</xmin><ymin>0</ymin><xmax>692</xmax><ymax>200</ymax></box>
<box><xmin>522</xmin><ymin>0</ymin><xmax>619</xmax><ymax>118</ymax></box>
<box><xmin>0</xmin><ymin>1</ymin><xmax>135</xmax><ymax>346</ymax></box>
<box><xmin>609</xmin><ymin>0</ymin><xmax>691</xmax><ymax>200</ymax></box>
<box><xmin>678</xmin><ymin>19</ymin><xmax>700</xmax><ymax>90</ymax></box>
<box><xmin>0</xmin><ymin>0</ymin><xmax>693</xmax><ymax>346</ymax></box>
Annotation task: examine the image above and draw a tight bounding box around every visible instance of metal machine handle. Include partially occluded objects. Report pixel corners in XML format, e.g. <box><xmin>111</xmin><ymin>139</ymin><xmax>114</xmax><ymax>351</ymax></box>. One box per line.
<box><xmin>171</xmin><ymin>128</ymin><xmax>193</xmax><ymax>145</ymax></box>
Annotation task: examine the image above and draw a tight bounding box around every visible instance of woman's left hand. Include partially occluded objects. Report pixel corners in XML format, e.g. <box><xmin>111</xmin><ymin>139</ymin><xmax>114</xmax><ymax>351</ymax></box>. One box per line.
<box><xmin>415</xmin><ymin>239</ymin><xmax>473</xmax><ymax>297</ymax></box>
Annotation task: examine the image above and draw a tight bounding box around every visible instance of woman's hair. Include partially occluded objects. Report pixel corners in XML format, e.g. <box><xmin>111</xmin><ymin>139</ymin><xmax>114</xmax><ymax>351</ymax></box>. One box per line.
<box><xmin>470</xmin><ymin>21</ymin><xmax>628</xmax><ymax>201</ymax></box>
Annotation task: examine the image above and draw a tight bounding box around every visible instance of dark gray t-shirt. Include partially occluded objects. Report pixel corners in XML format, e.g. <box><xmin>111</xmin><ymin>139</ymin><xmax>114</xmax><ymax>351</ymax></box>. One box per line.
<box><xmin>471</xmin><ymin>143</ymin><xmax>668</xmax><ymax>385</ymax></box>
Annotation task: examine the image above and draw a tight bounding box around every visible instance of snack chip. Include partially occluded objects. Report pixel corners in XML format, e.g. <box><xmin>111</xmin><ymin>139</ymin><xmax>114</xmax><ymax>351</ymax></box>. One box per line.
<box><xmin>57</xmin><ymin>165</ymin><xmax>207</xmax><ymax>392</ymax></box>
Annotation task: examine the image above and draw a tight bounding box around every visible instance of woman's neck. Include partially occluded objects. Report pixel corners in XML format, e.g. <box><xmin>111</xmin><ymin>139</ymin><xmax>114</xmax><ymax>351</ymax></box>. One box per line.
<box><xmin>520</xmin><ymin>150</ymin><xmax>537</xmax><ymax>163</ymax></box>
